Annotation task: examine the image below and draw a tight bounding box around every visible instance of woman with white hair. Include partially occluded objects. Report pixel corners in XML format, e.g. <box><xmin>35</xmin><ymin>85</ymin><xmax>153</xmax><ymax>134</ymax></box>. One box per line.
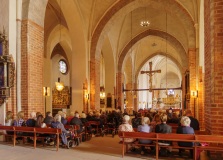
<box><xmin>52</xmin><ymin>114</ymin><xmax>70</xmax><ymax>148</ymax></box>
<box><xmin>118</xmin><ymin>115</ymin><xmax>134</xmax><ymax>142</ymax></box>
<box><xmin>177</xmin><ymin>116</ymin><xmax>194</xmax><ymax>158</ymax></box>
<box><xmin>137</xmin><ymin>117</ymin><xmax>152</xmax><ymax>143</ymax></box>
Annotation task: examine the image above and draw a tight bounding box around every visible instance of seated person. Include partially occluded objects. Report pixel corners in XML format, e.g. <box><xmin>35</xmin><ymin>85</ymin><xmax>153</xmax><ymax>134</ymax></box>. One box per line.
<box><xmin>26</xmin><ymin>112</ymin><xmax>36</xmax><ymax>127</ymax></box>
<box><xmin>67</xmin><ymin>112</ymin><xmax>74</xmax><ymax>124</ymax></box>
<box><xmin>131</xmin><ymin>112</ymin><xmax>142</xmax><ymax>129</ymax></box>
<box><xmin>177</xmin><ymin>116</ymin><xmax>194</xmax><ymax>158</ymax></box>
<box><xmin>52</xmin><ymin>114</ymin><xmax>71</xmax><ymax>148</ymax></box>
<box><xmin>43</xmin><ymin>111</ymin><xmax>54</xmax><ymax>125</ymax></box>
<box><xmin>155</xmin><ymin>113</ymin><xmax>172</xmax><ymax>156</ymax></box>
<box><xmin>137</xmin><ymin>117</ymin><xmax>152</xmax><ymax>154</ymax></box>
<box><xmin>61</xmin><ymin>112</ymin><xmax>68</xmax><ymax>125</ymax></box>
<box><xmin>5</xmin><ymin>111</ymin><xmax>13</xmax><ymax>126</ymax></box>
<box><xmin>13</xmin><ymin>111</ymin><xmax>26</xmax><ymax>127</ymax></box>
<box><xmin>70</xmin><ymin>113</ymin><xmax>84</xmax><ymax>134</ymax></box>
<box><xmin>150</xmin><ymin>114</ymin><xmax>161</xmax><ymax>132</ymax></box>
<box><xmin>118</xmin><ymin>115</ymin><xmax>135</xmax><ymax>143</ymax></box>
<box><xmin>5</xmin><ymin>111</ymin><xmax>14</xmax><ymax>135</ymax></box>
<box><xmin>183</xmin><ymin>109</ymin><xmax>200</xmax><ymax>131</ymax></box>
<box><xmin>167</xmin><ymin>112</ymin><xmax>180</xmax><ymax>124</ymax></box>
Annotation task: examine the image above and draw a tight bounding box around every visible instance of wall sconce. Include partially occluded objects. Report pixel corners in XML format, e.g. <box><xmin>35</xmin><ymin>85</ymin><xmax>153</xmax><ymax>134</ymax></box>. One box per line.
<box><xmin>191</xmin><ymin>90</ymin><xmax>198</xmax><ymax>98</ymax></box>
<box><xmin>191</xmin><ymin>90</ymin><xmax>198</xmax><ymax>118</ymax></box>
<box><xmin>43</xmin><ymin>87</ymin><xmax>50</xmax><ymax>113</ymax></box>
<box><xmin>100</xmin><ymin>86</ymin><xmax>105</xmax><ymax>99</ymax></box>
<box><xmin>85</xmin><ymin>93</ymin><xmax>89</xmax><ymax>100</ymax></box>
<box><xmin>43</xmin><ymin>87</ymin><xmax>50</xmax><ymax>96</ymax></box>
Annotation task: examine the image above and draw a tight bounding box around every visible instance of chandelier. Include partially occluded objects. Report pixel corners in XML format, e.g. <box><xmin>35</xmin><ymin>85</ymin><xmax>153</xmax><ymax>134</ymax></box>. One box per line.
<box><xmin>140</xmin><ymin>7</ymin><xmax>150</xmax><ymax>27</ymax></box>
<box><xmin>140</xmin><ymin>20</ymin><xmax>150</xmax><ymax>27</ymax></box>
<box><xmin>55</xmin><ymin>77</ymin><xmax>64</xmax><ymax>91</ymax></box>
<box><xmin>162</xmin><ymin>94</ymin><xmax>181</xmax><ymax>105</ymax></box>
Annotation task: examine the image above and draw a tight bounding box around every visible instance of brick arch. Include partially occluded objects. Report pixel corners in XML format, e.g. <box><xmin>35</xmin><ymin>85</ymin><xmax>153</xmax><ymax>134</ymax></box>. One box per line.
<box><xmin>135</xmin><ymin>52</ymin><xmax>184</xmax><ymax>81</ymax></box>
<box><xmin>118</xmin><ymin>29</ymin><xmax>187</xmax><ymax>73</ymax></box>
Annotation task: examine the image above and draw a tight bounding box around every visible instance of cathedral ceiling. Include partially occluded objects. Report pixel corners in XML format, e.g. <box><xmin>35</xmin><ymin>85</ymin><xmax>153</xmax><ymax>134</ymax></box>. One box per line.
<box><xmin>44</xmin><ymin>0</ymin><xmax>199</xmax><ymax>83</ymax></box>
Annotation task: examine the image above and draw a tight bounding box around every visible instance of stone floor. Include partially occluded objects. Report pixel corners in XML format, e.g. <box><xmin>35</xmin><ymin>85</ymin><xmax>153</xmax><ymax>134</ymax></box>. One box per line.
<box><xmin>0</xmin><ymin>134</ymin><xmax>209</xmax><ymax>160</ymax></box>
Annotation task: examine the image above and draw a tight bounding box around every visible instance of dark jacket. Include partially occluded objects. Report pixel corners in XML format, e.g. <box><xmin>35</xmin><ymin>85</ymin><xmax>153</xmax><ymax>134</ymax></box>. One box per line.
<box><xmin>155</xmin><ymin>123</ymin><xmax>172</xmax><ymax>134</ymax></box>
<box><xmin>43</xmin><ymin>116</ymin><xmax>54</xmax><ymax>125</ymax></box>
<box><xmin>26</xmin><ymin>119</ymin><xmax>36</xmax><ymax>127</ymax></box>
<box><xmin>70</xmin><ymin>117</ymin><xmax>84</xmax><ymax>133</ymax></box>
<box><xmin>177</xmin><ymin>126</ymin><xmax>194</xmax><ymax>147</ymax></box>
<box><xmin>188</xmin><ymin>116</ymin><xmax>200</xmax><ymax>130</ymax></box>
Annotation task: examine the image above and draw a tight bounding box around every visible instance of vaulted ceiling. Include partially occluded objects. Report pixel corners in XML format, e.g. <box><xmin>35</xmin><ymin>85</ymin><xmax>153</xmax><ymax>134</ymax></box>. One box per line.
<box><xmin>44</xmin><ymin>0</ymin><xmax>200</xmax><ymax>86</ymax></box>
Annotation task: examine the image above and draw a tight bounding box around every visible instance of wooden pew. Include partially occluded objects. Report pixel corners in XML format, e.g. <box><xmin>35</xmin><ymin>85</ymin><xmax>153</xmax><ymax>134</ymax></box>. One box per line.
<box><xmin>0</xmin><ymin>126</ymin><xmax>61</xmax><ymax>151</ymax></box>
<box><xmin>119</xmin><ymin>132</ymin><xmax>196</xmax><ymax>160</ymax></box>
<box><xmin>119</xmin><ymin>131</ymin><xmax>157</xmax><ymax>158</ymax></box>
<box><xmin>35</xmin><ymin>127</ymin><xmax>61</xmax><ymax>151</ymax></box>
<box><xmin>0</xmin><ymin>126</ymin><xmax>15</xmax><ymax>146</ymax></box>
<box><xmin>156</xmin><ymin>133</ymin><xmax>195</xmax><ymax>160</ymax></box>
<box><xmin>195</xmin><ymin>134</ymin><xmax>223</xmax><ymax>158</ymax></box>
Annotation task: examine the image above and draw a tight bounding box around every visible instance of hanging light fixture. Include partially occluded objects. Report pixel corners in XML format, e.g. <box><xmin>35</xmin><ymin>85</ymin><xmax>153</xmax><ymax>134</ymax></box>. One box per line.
<box><xmin>140</xmin><ymin>7</ymin><xmax>150</xmax><ymax>27</ymax></box>
<box><xmin>55</xmin><ymin>0</ymin><xmax>64</xmax><ymax>92</ymax></box>
<box><xmin>55</xmin><ymin>77</ymin><xmax>64</xmax><ymax>91</ymax></box>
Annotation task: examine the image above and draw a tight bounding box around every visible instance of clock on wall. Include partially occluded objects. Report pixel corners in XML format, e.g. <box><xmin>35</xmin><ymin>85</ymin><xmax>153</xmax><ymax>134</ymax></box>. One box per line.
<box><xmin>59</xmin><ymin>59</ymin><xmax>68</xmax><ymax>74</ymax></box>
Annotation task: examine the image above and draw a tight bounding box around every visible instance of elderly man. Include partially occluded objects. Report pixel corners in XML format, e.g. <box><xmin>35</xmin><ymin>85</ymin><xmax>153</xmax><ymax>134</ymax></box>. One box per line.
<box><xmin>70</xmin><ymin>113</ymin><xmax>84</xmax><ymax>134</ymax></box>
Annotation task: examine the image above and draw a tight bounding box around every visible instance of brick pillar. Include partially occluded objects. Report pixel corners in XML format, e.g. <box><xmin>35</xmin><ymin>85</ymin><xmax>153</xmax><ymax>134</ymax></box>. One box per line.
<box><xmin>21</xmin><ymin>20</ymin><xmax>44</xmax><ymax>118</ymax></box>
<box><xmin>90</xmin><ymin>58</ymin><xmax>100</xmax><ymax>110</ymax></box>
<box><xmin>188</xmin><ymin>49</ymin><xmax>197</xmax><ymax>117</ymax></box>
<box><xmin>204</xmin><ymin>0</ymin><xmax>223</xmax><ymax>135</ymax></box>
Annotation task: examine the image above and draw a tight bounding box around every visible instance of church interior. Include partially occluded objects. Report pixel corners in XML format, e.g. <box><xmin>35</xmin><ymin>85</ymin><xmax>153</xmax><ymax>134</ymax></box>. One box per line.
<box><xmin>0</xmin><ymin>0</ymin><xmax>223</xmax><ymax>159</ymax></box>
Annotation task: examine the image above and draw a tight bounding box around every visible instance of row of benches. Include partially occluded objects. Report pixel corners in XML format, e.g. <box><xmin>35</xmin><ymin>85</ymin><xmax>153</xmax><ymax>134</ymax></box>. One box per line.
<box><xmin>0</xmin><ymin>125</ymin><xmax>69</xmax><ymax>151</ymax></box>
<box><xmin>119</xmin><ymin>131</ymin><xmax>223</xmax><ymax>160</ymax></box>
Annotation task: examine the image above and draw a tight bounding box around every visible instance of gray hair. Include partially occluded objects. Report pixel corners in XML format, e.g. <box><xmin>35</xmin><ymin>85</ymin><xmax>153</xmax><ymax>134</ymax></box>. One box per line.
<box><xmin>180</xmin><ymin>116</ymin><xmax>191</xmax><ymax>126</ymax></box>
<box><xmin>123</xmin><ymin>115</ymin><xmax>130</xmax><ymax>122</ymax></box>
<box><xmin>141</xmin><ymin>117</ymin><xmax>150</xmax><ymax>125</ymax></box>
<box><xmin>30</xmin><ymin>111</ymin><xmax>36</xmax><ymax>118</ymax></box>
<box><xmin>54</xmin><ymin>114</ymin><xmax>61</xmax><ymax>122</ymax></box>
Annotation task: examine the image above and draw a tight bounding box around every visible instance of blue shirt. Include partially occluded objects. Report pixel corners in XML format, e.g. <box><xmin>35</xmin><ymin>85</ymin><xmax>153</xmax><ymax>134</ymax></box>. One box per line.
<box><xmin>137</xmin><ymin>124</ymin><xmax>152</xmax><ymax>144</ymax></box>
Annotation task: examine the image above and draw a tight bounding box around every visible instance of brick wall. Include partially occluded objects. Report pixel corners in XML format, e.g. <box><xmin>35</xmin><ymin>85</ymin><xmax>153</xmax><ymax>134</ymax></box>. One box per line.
<box><xmin>204</xmin><ymin>0</ymin><xmax>223</xmax><ymax>134</ymax></box>
<box><xmin>21</xmin><ymin>20</ymin><xmax>44</xmax><ymax>119</ymax></box>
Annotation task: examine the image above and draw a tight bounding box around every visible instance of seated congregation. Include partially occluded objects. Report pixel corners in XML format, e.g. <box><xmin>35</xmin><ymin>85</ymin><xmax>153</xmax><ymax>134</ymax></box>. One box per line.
<box><xmin>1</xmin><ymin>108</ymin><xmax>223</xmax><ymax>159</ymax></box>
